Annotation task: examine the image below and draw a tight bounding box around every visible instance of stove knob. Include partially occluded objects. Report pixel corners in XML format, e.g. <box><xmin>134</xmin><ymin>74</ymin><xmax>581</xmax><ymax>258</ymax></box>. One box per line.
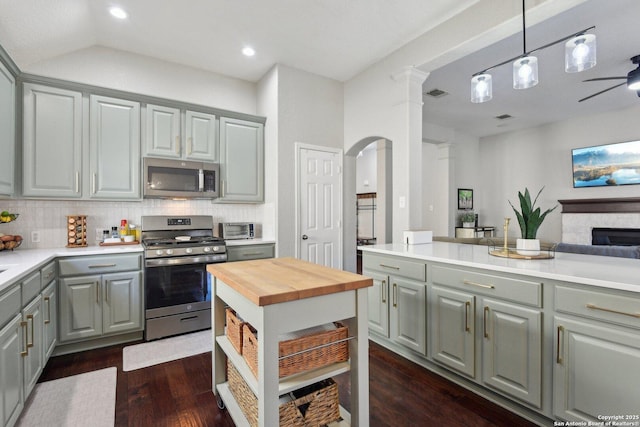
<box><xmin>155</xmin><ymin>250</ymin><xmax>164</xmax><ymax>256</ymax></box>
<box><xmin>166</xmin><ymin>249</ymin><xmax>174</xmax><ymax>255</ymax></box>
<box><xmin>185</xmin><ymin>248</ymin><xmax>193</xmax><ymax>254</ymax></box>
<box><xmin>212</xmin><ymin>246</ymin><xmax>219</xmax><ymax>252</ymax></box>
<box><xmin>203</xmin><ymin>247</ymin><xmax>212</xmax><ymax>253</ymax></box>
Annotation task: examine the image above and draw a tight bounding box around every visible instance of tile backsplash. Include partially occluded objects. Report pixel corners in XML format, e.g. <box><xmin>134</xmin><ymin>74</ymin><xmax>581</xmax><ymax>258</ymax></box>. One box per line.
<box><xmin>0</xmin><ymin>199</ymin><xmax>268</xmax><ymax>249</ymax></box>
<box><xmin>561</xmin><ymin>213</ymin><xmax>640</xmax><ymax>245</ymax></box>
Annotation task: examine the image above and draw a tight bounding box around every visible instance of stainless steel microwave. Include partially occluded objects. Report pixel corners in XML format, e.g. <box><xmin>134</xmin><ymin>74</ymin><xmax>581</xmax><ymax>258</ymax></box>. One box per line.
<box><xmin>219</xmin><ymin>222</ymin><xmax>255</xmax><ymax>240</ymax></box>
<box><xmin>143</xmin><ymin>157</ymin><xmax>219</xmax><ymax>199</ymax></box>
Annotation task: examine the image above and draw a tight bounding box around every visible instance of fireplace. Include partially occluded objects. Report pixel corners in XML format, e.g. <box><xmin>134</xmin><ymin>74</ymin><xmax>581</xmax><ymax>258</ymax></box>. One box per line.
<box><xmin>592</xmin><ymin>228</ymin><xmax>640</xmax><ymax>246</ymax></box>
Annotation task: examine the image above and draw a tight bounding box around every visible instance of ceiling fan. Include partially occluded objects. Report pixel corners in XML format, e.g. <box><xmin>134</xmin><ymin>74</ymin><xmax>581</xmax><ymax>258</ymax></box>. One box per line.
<box><xmin>579</xmin><ymin>55</ymin><xmax>640</xmax><ymax>102</ymax></box>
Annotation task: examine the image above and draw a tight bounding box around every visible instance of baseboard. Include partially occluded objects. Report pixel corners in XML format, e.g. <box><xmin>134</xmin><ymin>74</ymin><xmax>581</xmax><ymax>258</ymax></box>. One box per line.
<box><xmin>52</xmin><ymin>331</ymin><xmax>143</xmax><ymax>356</ymax></box>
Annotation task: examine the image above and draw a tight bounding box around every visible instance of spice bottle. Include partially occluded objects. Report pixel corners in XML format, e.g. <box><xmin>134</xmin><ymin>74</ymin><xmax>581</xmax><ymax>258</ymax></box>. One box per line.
<box><xmin>119</xmin><ymin>219</ymin><xmax>129</xmax><ymax>240</ymax></box>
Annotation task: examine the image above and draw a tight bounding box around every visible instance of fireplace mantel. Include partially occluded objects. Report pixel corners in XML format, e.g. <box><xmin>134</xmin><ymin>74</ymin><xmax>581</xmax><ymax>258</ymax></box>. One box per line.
<box><xmin>558</xmin><ymin>198</ymin><xmax>640</xmax><ymax>213</ymax></box>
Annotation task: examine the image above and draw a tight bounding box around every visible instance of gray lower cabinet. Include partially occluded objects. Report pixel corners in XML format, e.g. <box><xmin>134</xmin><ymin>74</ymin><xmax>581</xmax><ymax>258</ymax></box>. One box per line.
<box><xmin>0</xmin><ymin>313</ymin><xmax>22</xmax><ymax>427</ymax></box>
<box><xmin>21</xmin><ymin>294</ymin><xmax>43</xmax><ymax>398</ymax></box>
<box><xmin>430</xmin><ymin>265</ymin><xmax>542</xmax><ymax>408</ymax></box>
<box><xmin>22</xmin><ymin>83</ymin><xmax>83</xmax><ymax>198</ymax></box>
<box><xmin>218</xmin><ymin>117</ymin><xmax>264</xmax><ymax>203</ymax></box>
<box><xmin>58</xmin><ymin>254</ymin><xmax>143</xmax><ymax>343</ymax></box>
<box><xmin>363</xmin><ymin>254</ymin><xmax>427</xmax><ymax>355</ymax></box>
<box><xmin>226</xmin><ymin>243</ymin><xmax>275</xmax><ymax>262</ymax></box>
<box><xmin>42</xmin><ymin>280</ymin><xmax>57</xmax><ymax>360</ymax></box>
<box><xmin>553</xmin><ymin>284</ymin><xmax>640</xmax><ymax>421</ymax></box>
<box><xmin>0</xmin><ymin>61</ymin><xmax>15</xmax><ymax>196</ymax></box>
<box><xmin>89</xmin><ymin>95</ymin><xmax>141</xmax><ymax>199</ymax></box>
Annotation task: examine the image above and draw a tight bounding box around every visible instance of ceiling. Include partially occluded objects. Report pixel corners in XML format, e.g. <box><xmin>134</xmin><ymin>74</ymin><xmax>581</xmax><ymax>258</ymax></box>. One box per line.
<box><xmin>422</xmin><ymin>0</ymin><xmax>640</xmax><ymax>138</ymax></box>
<box><xmin>0</xmin><ymin>0</ymin><xmax>477</xmax><ymax>82</ymax></box>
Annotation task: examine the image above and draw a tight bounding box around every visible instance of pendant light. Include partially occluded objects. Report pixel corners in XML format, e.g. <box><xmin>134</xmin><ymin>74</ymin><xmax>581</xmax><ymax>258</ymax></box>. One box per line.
<box><xmin>470</xmin><ymin>0</ymin><xmax>595</xmax><ymax>102</ymax></box>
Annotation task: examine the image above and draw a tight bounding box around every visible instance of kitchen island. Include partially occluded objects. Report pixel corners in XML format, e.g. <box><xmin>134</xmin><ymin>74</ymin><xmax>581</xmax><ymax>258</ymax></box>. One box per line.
<box><xmin>359</xmin><ymin>242</ymin><xmax>640</xmax><ymax>426</ymax></box>
<box><xmin>207</xmin><ymin>257</ymin><xmax>372</xmax><ymax>427</ymax></box>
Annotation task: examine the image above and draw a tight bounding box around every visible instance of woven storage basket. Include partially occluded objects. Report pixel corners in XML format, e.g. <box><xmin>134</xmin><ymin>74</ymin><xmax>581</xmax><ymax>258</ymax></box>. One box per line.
<box><xmin>227</xmin><ymin>362</ymin><xmax>341</xmax><ymax>427</ymax></box>
<box><xmin>226</xmin><ymin>308</ymin><xmax>245</xmax><ymax>354</ymax></box>
<box><xmin>242</xmin><ymin>322</ymin><xmax>349</xmax><ymax>378</ymax></box>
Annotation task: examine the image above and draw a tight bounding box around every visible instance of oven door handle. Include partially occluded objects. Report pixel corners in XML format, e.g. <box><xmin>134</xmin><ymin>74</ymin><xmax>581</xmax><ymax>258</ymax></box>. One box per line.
<box><xmin>145</xmin><ymin>255</ymin><xmax>226</xmax><ymax>267</ymax></box>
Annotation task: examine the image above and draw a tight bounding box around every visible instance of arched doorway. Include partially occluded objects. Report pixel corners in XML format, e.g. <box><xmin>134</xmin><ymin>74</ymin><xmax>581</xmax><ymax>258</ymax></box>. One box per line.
<box><xmin>345</xmin><ymin>137</ymin><xmax>392</xmax><ymax>273</ymax></box>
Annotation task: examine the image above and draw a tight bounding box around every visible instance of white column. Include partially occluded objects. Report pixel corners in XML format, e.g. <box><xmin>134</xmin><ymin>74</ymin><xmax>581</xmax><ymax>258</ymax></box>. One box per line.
<box><xmin>390</xmin><ymin>66</ymin><xmax>430</xmax><ymax>243</ymax></box>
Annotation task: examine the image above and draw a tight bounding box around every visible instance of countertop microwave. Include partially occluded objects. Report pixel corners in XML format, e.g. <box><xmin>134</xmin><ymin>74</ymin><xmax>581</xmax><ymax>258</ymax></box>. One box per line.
<box><xmin>219</xmin><ymin>222</ymin><xmax>256</xmax><ymax>240</ymax></box>
<box><xmin>144</xmin><ymin>157</ymin><xmax>219</xmax><ymax>199</ymax></box>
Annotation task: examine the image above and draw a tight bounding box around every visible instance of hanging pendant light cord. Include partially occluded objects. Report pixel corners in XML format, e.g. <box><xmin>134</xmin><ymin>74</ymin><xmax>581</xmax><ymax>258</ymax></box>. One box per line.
<box><xmin>521</xmin><ymin>0</ymin><xmax>527</xmax><ymax>55</ymax></box>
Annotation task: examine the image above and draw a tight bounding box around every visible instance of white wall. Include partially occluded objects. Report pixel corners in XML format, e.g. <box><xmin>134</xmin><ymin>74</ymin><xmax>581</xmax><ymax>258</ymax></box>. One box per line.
<box><xmin>24</xmin><ymin>46</ymin><xmax>256</xmax><ymax>113</ymax></box>
<box><xmin>478</xmin><ymin>104</ymin><xmax>640</xmax><ymax>243</ymax></box>
<box><xmin>273</xmin><ymin>65</ymin><xmax>344</xmax><ymax>259</ymax></box>
<box><xmin>356</xmin><ymin>145</ymin><xmax>377</xmax><ymax>194</ymax></box>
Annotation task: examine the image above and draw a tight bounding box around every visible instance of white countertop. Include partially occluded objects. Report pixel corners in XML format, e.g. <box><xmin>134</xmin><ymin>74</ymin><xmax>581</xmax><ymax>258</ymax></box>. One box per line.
<box><xmin>359</xmin><ymin>242</ymin><xmax>640</xmax><ymax>294</ymax></box>
<box><xmin>225</xmin><ymin>238</ymin><xmax>276</xmax><ymax>246</ymax></box>
<box><xmin>0</xmin><ymin>245</ymin><xmax>143</xmax><ymax>293</ymax></box>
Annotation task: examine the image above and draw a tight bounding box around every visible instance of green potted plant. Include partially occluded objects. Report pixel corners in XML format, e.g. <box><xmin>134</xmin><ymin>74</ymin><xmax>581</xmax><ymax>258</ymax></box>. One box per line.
<box><xmin>459</xmin><ymin>211</ymin><xmax>476</xmax><ymax>228</ymax></box>
<box><xmin>508</xmin><ymin>187</ymin><xmax>557</xmax><ymax>254</ymax></box>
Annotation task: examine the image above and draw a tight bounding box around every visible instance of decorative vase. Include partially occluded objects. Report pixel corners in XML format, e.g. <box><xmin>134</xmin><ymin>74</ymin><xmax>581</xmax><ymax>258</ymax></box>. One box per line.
<box><xmin>516</xmin><ymin>238</ymin><xmax>540</xmax><ymax>256</ymax></box>
<box><xmin>462</xmin><ymin>222</ymin><xmax>475</xmax><ymax>228</ymax></box>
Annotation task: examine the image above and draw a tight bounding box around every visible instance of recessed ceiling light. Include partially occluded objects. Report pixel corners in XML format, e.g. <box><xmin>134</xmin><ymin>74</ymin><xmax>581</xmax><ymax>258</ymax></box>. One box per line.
<box><xmin>109</xmin><ymin>7</ymin><xmax>128</xmax><ymax>19</ymax></box>
<box><xmin>242</xmin><ymin>46</ymin><xmax>255</xmax><ymax>57</ymax></box>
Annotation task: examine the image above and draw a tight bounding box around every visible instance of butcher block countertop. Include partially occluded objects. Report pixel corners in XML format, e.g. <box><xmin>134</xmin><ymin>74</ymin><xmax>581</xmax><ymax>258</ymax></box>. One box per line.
<box><xmin>207</xmin><ymin>257</ymin><xmax>372</xmax><ymax>306</ymax></box>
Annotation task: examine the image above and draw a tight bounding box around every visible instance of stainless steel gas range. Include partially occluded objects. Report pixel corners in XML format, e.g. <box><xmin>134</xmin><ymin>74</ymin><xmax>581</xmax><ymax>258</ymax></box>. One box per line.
<box><xmin>141</xmin><ymin>215</ymin><xmax>226</xmax><ymax>341</ymax></box>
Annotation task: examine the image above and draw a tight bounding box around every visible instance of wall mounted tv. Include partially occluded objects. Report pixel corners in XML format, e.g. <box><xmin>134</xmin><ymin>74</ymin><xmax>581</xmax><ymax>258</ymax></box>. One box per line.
<box><xmin>572</xmin><ymin>140</ymin><xmax>640</xmax><ymax>188</ymax></box>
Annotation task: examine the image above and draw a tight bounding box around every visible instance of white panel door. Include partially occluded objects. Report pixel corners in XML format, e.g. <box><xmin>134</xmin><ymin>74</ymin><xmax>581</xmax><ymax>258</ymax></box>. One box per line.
<box><xmin>297</xmin><ymin>145</ymin><xmax>342</xmax><ymax>268</ymax></box>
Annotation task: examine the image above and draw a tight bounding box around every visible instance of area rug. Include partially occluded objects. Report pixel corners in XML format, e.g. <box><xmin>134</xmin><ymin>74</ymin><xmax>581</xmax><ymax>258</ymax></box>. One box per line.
<box><xmin>16</xmin><ymin>367</ymin><xmax>116</xmax><ymax>427</ymax></box>
<box><xmin>122</xmin><ymin>329</ymin><xmax>212</xmax><ymax>371</ymax></box>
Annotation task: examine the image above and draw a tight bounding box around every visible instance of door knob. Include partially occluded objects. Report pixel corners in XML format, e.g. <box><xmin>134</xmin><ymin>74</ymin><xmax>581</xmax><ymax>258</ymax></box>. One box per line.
<box><xmin>302</xmin><ymin>235</ymin><xmax>308</xmax><ymax>240</ymax></box>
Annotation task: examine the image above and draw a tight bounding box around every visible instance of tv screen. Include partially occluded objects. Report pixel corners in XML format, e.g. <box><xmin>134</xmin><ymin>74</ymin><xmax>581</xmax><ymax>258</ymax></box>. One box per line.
<box><xmin>572</xmin><ymin>140</ymin><xmax>640</xmax><ymax>188</ymax></box>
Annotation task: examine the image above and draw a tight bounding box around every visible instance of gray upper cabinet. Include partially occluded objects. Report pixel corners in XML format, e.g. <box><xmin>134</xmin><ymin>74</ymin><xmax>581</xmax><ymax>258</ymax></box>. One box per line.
<box><xmin>23</xmin><ymin>83</ymin><xmax>83</xmax><ymax>198</ymax></box>
<box><xmin>218</xmin><ymin>117</ymin><xmax>264</xmax><ymax>203</ymax></box>
<box><xmin>145</xmin><ymin>104</ymin><xmax>218</xmax><ymax>162</ymax></box>
<box><xmin>89</xmin><ymin>95</ymin><xmax>141</xmax><ymax>199</ymax></box>
<box><xmin>0</xmin><ymin>61</ymin><xmax>15</xmax><ymax>196</ymax></box>
<box><xmin>144</xmin><ymin>104</ymin><xmax>181</xmax><ymax>158</ymax></box>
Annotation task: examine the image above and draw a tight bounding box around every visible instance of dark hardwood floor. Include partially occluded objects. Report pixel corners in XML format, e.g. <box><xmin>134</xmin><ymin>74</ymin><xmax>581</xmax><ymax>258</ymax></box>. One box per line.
<box><xmin>38</xmin><ymin>340</ymin><xmax>537</xmax><ymax>427</ymax></box>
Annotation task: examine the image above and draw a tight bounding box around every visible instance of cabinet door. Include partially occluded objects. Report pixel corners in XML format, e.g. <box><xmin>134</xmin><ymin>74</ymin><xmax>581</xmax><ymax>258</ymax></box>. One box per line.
<box><xmin>219</xmin><ymin>117</ymin><xmax>264</xmax><ymax>202</ymax></box>
<box><xmin>22</xmin><ymin>295</ymin><xmax>43</xmax><ymax>398</ymax></box>
<box><xmin>390</xmin><ymin>277</ymin><xmax>426</xmax><ymax>355</ymax></box>
<box><xmin>0</xmin><ymin>62</ymin><xmax>15</xmax><ymax>196</ymax></box>
<box><xmin>185</xmin><ymin>110</ymin><xmax>217</xmax><ymax>162</ymax></box>
<box><xmin>23</xmin><ymin>84</ymin><xmax>83</xmax><ymax>198</ymax></box>
<box><xmin>0</xmin><ymin>313</ymin><xmax>23</xmax><ymax>427</ymax></box>
<box><xmin>90</xmin><ymin>95</ymin><xmax>141</xmax><ymax>199</ymax></box>
<box><xmin>103</xmin><ymin>271</ymin><xmax>142</xmax><ymax>335</ymax></box>
<box><xmin>365</xmin><ymin>271</ymin><xmax>389</xmax><ymax>338</ymax></box>
<box><xmin>59</xmin><ymin>275</ymin><xmax>102</xmax><ymax>342</ymax></box>
<box><xmin>481</xmin><ymin>298</ymin><xmax>542</xmax><ymax>408</ymax></box>
<box><xmin>42</xmin><ymin>280</ymin><xmax>58</xmax><ymax>360</ymax></box>
<box><xmin>226</xmin><ymin>244</ymin><xmax>275</xmax><ymax>262</ymax></box>
<box><xmin>431</xmin><ymin>285</ymin><xmax>475</xmax><ymax>377</ymax></box>
<box><xmin>553</xmin><ymin>316</ymin><xmax>640</xmax><ymax>421</ymax></box>
<box><xmin>145</xmin><ymin>104</ymin><xmax>181</xmax><ymax>158</ymax></box>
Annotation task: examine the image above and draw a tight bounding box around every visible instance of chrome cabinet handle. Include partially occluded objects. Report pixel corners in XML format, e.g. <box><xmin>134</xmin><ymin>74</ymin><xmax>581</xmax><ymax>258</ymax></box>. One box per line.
<box><xmin>92</xmin><ymin>173</ymin><xmax>96</xmax><ymax>194</ymax></box>
<box><xmin>88</xmin><ymin>264</ymin><xmax>117</xmax><ymax>268</ymax></box>
<box><xmin>44</xmin><ymin>296</ymin><xmax>51</xmax><ymax>324</ymax></box>
<box><xmin>392</xmin><ymin>283</ymin><xmax>397</xmax><ymax>308</ymax></box>
<box><xmin>556</xmin><ymin>325</ymin><xmax>564</xmax><ymax>364</ymax></box>
<box><xmin>586</xmin><ymin>303</ymin><xmax>640</xmax><ymax>319</ymax></box>
<box><xmin>75</xmin><ymin>171</ymin><xmax>80</xmax><ymax>193</ymax></box>
<box><xmin>464</xmin><ymin>279</ymin><xmax>495</xmax><ymax>289</ymax></box>
<box><xmin>242</xmin><ymin>252</ymin><xmax>263</xmax><ymax>256</ymax></box>
<box><xmin>379</xmin><ymin>264</ymin><xmax>400</xmax><ymax>270</ymax></box>
<box><xmin>96</xmin><ymin>283</ymin><xmax>100</xmax><ymax>304</ymax></box>
<box><xmin>465</xmin><ymin>301</ymin><xmax>471</xmax><ymax>332</ymax></box>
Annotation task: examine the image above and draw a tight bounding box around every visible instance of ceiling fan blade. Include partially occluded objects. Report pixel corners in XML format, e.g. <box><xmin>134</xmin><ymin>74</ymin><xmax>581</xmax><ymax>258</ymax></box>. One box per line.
<box><xmin>583</xmin><ymin>77</ymin><xmax>626</xmax><ymax>82</ymax></box>
<box><xmin>578</xmin><ymin>82</ymin><xmax>627</xmax><ymax>102</ymax></box>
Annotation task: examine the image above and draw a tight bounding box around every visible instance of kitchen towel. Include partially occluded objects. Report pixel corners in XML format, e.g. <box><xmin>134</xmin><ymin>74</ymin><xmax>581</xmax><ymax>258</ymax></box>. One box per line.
<box><xmin>122</xmin><ymin>329</ymin><xmax>212</xmax><ymax>371</ymax></box>
<box><xmin>16</xmin><ymin>367</ymin><xmax>116</xmax><ymax>427</ymax></box>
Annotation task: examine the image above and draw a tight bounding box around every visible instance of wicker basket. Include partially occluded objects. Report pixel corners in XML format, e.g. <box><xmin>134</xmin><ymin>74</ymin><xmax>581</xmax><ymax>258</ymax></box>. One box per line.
<box><xmin>227</xmin><ymin>362</ymin><xmax>341</xmax><ymax>427</ymax></box>
<box><xmin>242</xmin><ymin>322</ymin><xmax>349</xmax><ymax>378</ymax></box>
<box><xmin>226</xmin><ymin>308</ymin><xmax>245</xmax><ymax>354</ymax></box>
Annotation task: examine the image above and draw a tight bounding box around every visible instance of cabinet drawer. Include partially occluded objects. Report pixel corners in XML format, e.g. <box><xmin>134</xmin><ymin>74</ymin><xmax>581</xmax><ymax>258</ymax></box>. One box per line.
<box><xmin>555</xmin><ymin>285</ymin><xmax>640</xmax><ymax>329</ymax></box>
<box><xmin>227</xmin><ymin>244</ymin><xmax>275</xmax><ymax>262</ymax></box>
<box><xmin>41</xmin><ymin>261</ymin><xmax>56</xmax><ymax>288</ymax></box>
<box><xmin>362</xmin><ymin>253</ymin><xmax>426</xmax><ymax>282</ymax></box>
<box><xmin>21</xmin><ymin>270</ymin><xmax>41</xmax><ymax>305</ymax></box>
<box><xmin>58</xmin><ymin>254</ymin><xmax>142</xmax><ymax>276</ymax></box>
<box><xmin>431</xmin><ymin>265</ymin><xmax>541</xmax><ymax>307</ymax></box>
<box><xmin>0</xmin><ymin>284</ymin><xmax>20</xmax><ymax>328</ymax></box>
